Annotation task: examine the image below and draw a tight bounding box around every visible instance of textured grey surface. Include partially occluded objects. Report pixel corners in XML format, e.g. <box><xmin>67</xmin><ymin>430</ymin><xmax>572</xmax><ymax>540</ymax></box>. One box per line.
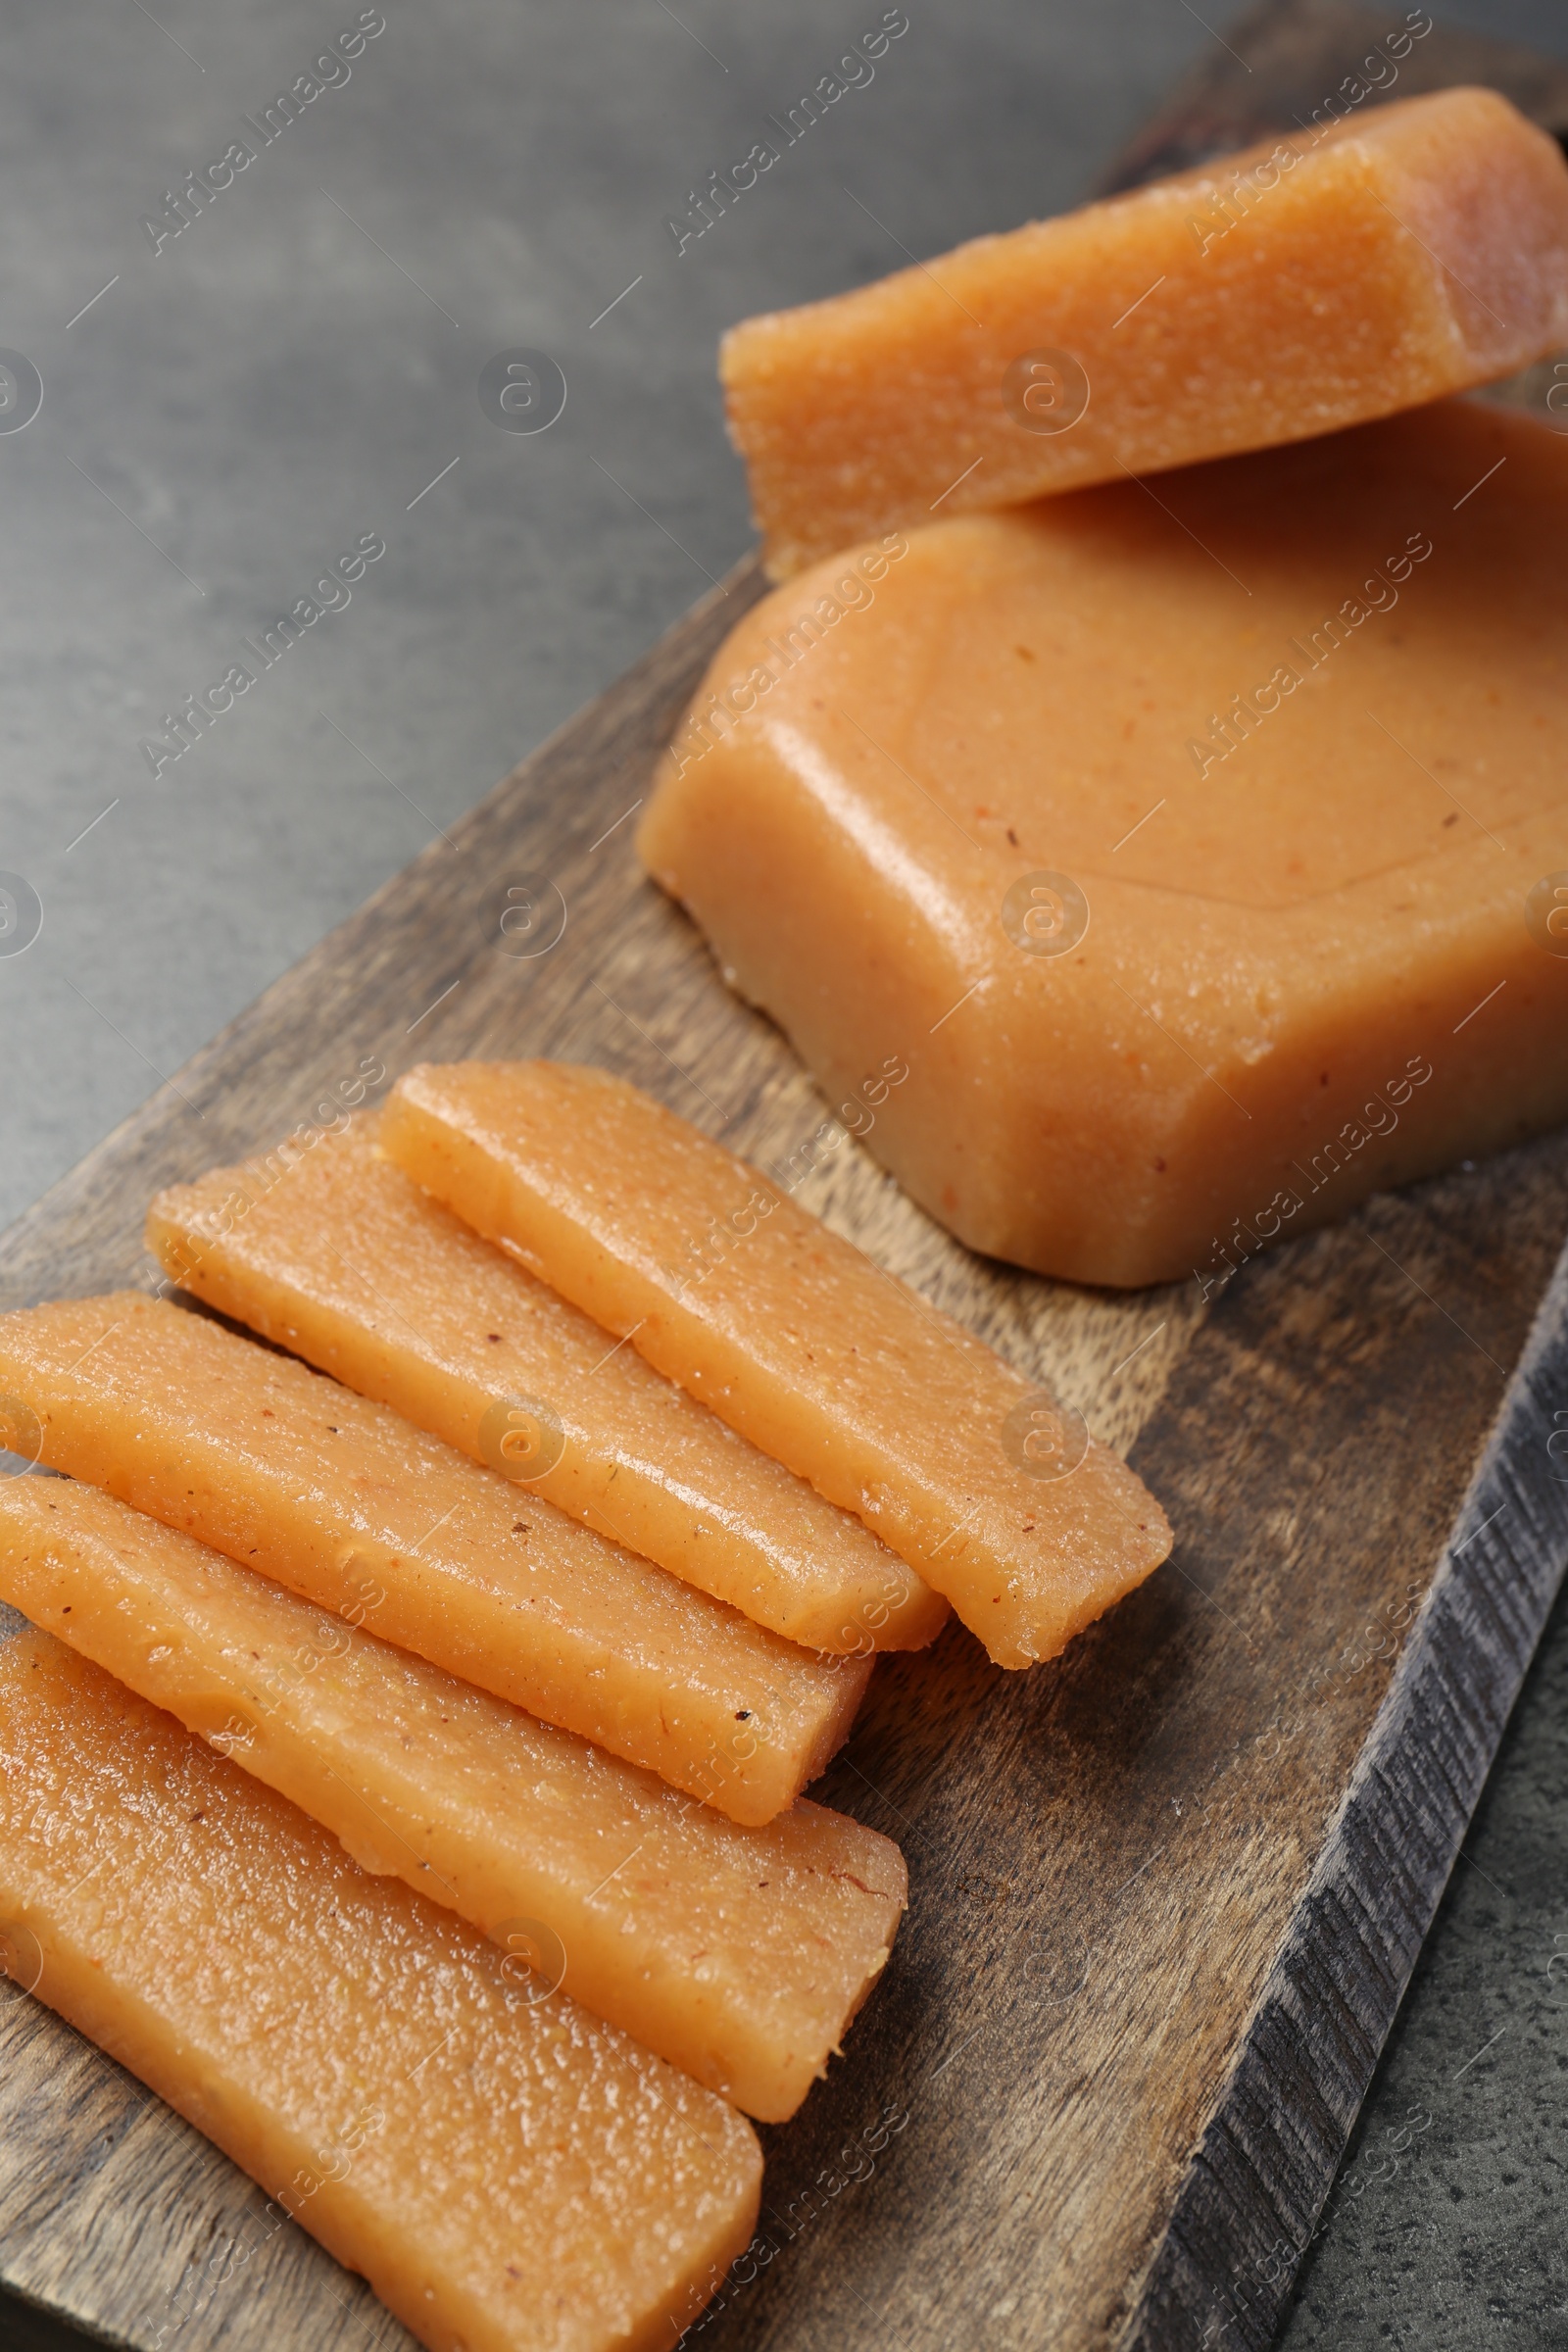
<box><xmin>1277</xmin><ymin>1573</ymin><xmax>1568</xmax><ymax>2351</ymax></box>
<box><xmin>0</xmin><ymin>3</ymin><xmax>1565</xmax><ymax>2347</ymax></box>
<box><xmin>0</xmin><ymin>0</ymin><xmax>1215</xmax><ymax>1233</ymax></box>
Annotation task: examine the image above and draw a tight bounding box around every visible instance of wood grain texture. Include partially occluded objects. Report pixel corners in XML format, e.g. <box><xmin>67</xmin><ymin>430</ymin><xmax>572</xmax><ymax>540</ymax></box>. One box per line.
<box><xmin>3</xmin><ymin>9</ymin><xmax>1568</xmax><ymax>2349</ymax></box>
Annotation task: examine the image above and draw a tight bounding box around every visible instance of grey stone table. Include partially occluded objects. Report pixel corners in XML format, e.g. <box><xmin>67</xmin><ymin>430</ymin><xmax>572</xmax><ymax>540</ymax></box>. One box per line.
<box><xmin>0</xmin><ymin>3</ymin><xmax>1564</xmax><ymax>2346</ymax></box>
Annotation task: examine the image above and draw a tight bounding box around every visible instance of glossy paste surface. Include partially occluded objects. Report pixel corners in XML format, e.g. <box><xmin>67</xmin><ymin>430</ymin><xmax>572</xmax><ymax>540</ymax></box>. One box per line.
<box><xmin>147</xmin><ymin>1122</ymin><xmax>944</xmax><ymax>1655</ymax></box>
<box><xmin>0</xmin><ymin>1477</ymin><xmax>904</xmax><ymax>2121</ymax></box>
<box><xmin>723</xmin><ymin>87</ymin><xmax>1568</xmax><ymax>571</ymax></box>
<box><xmin>0</xmin><ymin>1296</ymin><xmax>867</xmax><ymax>1823</ymax></box>
<box><xmin>641</xmin><ymin>401</ymin><xmax>1568</xmax><ymax>1290</ymax></box>
<box><xmin>383</xmin><ymin>1062</ymin><xmax>1173</xmax><ymax>1670</ymax></box>
<box><xmin>0</xmin><ymin>1628</ymin><xmax>761</xmax><ymax>2352</ymax></box>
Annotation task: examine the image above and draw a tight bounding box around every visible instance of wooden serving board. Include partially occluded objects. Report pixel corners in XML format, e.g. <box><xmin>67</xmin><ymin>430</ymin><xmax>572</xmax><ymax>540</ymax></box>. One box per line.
<box><xmin>4</xmin><ymin>8</ymin><xmax>1568</xmax><ymax>2348</ymax></box>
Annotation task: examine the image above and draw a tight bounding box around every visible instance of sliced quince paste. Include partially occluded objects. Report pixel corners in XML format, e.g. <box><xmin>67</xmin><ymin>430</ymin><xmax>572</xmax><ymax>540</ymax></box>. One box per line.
<box><xmin>0</xmin><ymin>1623</ymin><xmax>760</xmax><ymax>2352</ymax></box>
<box><xmin>0</xmin><ymin>1475</ymin><xmax>904</xmax><ymax>2122</ymax></box>
<box><xmin>723</xmin><ymin>86</ymin><xmax>1568</xmax><ymax>571</ymax></box>
<box><xmin>146</xmin><ymin>1119</ymin><xmax>944</xmax><ymax>1657</ymax></box>
<box><xmin>0</xmin><ymin>1295</ymin><xmax>866</xmax><ymax>1825</ymax></box>
<box><xmin>381</xmin><ymin>1061</ymin><xmax>1173</xmax><ymax>1672</ymax></box>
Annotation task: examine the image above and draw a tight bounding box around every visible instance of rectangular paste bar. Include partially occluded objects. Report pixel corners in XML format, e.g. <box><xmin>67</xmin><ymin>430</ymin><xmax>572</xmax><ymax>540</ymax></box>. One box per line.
<box><xmin>0</xmin><ymin>1297</ymin><xmax>867</xmax><ymax>1824</ymax></box>
<box><xmin>0</xmin><ymin>1624</ymin><xmax>760</xmax><ymax>2352</ymax></box>
<box><xmin>146</xmin><ymin>1121</ymin><xmax>945</xmax><ymax>1657</ymax></box>
<box><xmin>0</xmin><ymin>1476</ymin><xmax>904</xmax><ymax>2121</ymax></box>
<box><xmin>722</xmin><ymin>85</ymin><xmax>1568</xmax><ymax>572</ymax></box>
<box><xmin>639</xmin><ymin>398</ymin><xmax>1568</xmax><ymax>1288</ymax></box>
<box><xmin>381</xmin><ymin>1063</ymin><xmax>1173</xmax><ymax>1670</ymax></box>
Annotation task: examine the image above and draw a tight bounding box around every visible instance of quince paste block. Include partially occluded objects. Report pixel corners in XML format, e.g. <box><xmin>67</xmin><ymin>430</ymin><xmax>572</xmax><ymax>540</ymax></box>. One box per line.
<box><xmin>0</xmin><ymin>1475</ymin><xmax>905</xmax><ymax>2123</ymax></box>
<box><xmin>0</xmin><ymin>1626</ymin><xmax>760</xmax><ymax>2352</ymax></box>
<box><xmin>0</xmin><ymin>1296</ymin><xmax>867</xmax><ymax>1825</ymax></box>
<box><xmin>722</xmin><ymin>86</ymin><xmax>1568</xmax><ymax>573</ymax></box>
<box><xmin>381</xmin><ymin>1062</ymin><xmax>1172</xmax><ymax>1672</ymax></box>
<box><xmin>146</xmin><ymin>1119</ymin><xmax>945</xmax><ymax>1657</ymax></box>
<box><xmin>639</xmin><ymin>398</ymin><xmax>1568</xmax><ymax>1290</ymax></box>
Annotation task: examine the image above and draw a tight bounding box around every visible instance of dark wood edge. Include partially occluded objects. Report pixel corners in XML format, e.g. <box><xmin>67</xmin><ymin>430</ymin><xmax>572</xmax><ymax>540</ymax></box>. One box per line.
<box><xmin>0</xmin><ymin>550</ymin><xmax>765</xmax><ymax>1298</ymax></box>
<box><xmin>7</xmin><ymin>5</ymin><xmax>1568</xmax><ymax>2331</ymax></box>
<box><xmin>0</xmin><ymin>551</ymin><xmax>769</xmax><ymax>2350</ymax></box>
<box><xmin>1096</xmin><ymin>0</ymin><xmax>1568</xmax><ymax>195</ymax></box>
<box><xmin>0</xmin><ymin>2275</ymin><xmax>123</xmax><ymax>2352</ymax></box>
<box><xmin>1122</xmin><ymin>1231</ymin><xmax>1568</xmax><ymax>2350</ymax></box>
